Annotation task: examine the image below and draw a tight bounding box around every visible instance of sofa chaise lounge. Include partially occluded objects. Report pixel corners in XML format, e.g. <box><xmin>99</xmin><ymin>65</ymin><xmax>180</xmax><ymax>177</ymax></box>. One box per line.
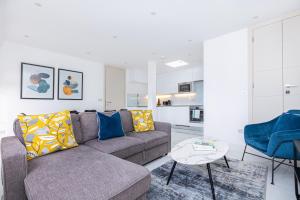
<box><xmin>1</xmin><ymin>110</ymin><xmax>171</xmax><ymax>200</ymax></box>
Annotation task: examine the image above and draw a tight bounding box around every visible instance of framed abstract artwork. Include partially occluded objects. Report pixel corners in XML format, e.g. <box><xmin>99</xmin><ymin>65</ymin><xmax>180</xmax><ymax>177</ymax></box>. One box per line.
<box><xmin>58</xmin><ymin>69</ymin><xmax>83</xmax><ymax>100</ymax></box>
<box><xmin>20</xmin><ymin>63</ymin><xmax>55</xmax><ymax>99</ymax></box>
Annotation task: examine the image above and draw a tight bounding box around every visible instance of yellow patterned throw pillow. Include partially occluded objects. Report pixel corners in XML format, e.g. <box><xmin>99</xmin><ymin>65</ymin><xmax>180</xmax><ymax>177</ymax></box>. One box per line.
<box><xmin>18</xmin><ymin>110</ymin><xmax>78</xmax><ymax>160</ymax></box>
<box><xmin>131</xmin><ymin>110</ymin><xmax>155</xmax><ymax>132</ymax></box>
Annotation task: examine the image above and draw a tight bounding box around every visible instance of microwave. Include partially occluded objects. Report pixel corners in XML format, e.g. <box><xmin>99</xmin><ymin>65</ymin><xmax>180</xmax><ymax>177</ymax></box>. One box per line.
<box><xmin>178</xmin><ymin>82</ymin><xmax>193</xmax><ymax>93</ymax></box>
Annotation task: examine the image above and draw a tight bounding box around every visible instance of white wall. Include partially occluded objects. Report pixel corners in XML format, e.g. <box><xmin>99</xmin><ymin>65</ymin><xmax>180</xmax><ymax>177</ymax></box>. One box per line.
<box><xmin>0</xmin><ymin>42</ymin><xmax>105</xmax><ymax>136</ymax></box>
<box><xmin>0</xmin><ymin>0</ymin><xmax>5</xmax><ymax>47</ymax></box>
<box><xmin>157</xmin><ymin>67</ymin><xmax>203</xmax><ymax>94</ymax></box>
<box><xmin>203</xmin><ymin>29</ymin><xmax>249</xmax><ymax>149</ymax></box>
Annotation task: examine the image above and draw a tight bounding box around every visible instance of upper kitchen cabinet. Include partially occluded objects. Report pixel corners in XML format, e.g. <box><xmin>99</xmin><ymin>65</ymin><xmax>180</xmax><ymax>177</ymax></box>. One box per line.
<box><xmin>126</xmin><ymin>68</ymin><xmax>148</xmax><ymax>107</ymax></box>
<box><xmin>126</xmin><ymin>68</ymin><xmax>148</xmax><ymax>84</ymax></box>
<box><xmin>157</xmin><ymin>66</ymin><xmax>203</xmax><ymax>94</ymax></box>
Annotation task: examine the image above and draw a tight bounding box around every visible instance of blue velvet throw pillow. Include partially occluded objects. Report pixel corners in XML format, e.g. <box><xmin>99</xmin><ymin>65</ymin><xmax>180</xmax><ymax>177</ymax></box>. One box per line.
<box><xmin>97</xmin><ymin>112</ymin><xmax>125</xmax><ymax>140</ymax></box>
<box><xmin>272</xmin><ymin>112</ymin><xmax>300</xmax><ymax>133</ymax></box>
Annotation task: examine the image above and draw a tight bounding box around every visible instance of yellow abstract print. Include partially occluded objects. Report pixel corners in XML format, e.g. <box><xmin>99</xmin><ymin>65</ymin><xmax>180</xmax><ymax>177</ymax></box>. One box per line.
<box><xmin>130</xmin><ymin>110</ymin><xmax>155</xmax><ymax>132</ymax></box>
<box><xmin>18</xmin><ymin>110</ymin><xmax>78</xmax><ymax>160</ymax></box>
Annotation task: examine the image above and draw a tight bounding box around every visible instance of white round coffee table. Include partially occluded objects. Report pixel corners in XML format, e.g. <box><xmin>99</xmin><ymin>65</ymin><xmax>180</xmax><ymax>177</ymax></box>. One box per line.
<box><xmin>167</xmin><ymin>137</ymin><xmax>229</xmax><ymax>200</ymax></box>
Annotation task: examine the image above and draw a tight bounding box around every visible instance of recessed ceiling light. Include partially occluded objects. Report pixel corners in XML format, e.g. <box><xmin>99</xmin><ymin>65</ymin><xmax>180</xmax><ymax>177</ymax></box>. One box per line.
<box><xmin>150</xmin><ymin>11</ymin><xmax>157</xmax><ymax>16</ymax></box>
<box><xmin>34</xmin><ymin>2</ymin><xmax>42</xmax><ymax>7</ymax></box>
<box><xmin>165</xmin><ymin>60</ymin><xmax>189</xmax><ymax>68</ymax></box>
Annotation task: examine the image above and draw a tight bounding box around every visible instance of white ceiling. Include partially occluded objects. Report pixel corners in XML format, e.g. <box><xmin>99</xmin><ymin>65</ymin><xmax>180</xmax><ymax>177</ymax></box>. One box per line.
<box><xmin>1</xmin><ymin>0</ymin><xmax>300</xmax><ymax>73</ymax></box>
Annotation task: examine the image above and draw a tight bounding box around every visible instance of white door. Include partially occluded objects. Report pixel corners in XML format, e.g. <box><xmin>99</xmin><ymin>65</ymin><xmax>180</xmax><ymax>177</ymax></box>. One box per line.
<box><xmin>252</xmin><ymin>22</ymin><xmax>283</xmax><ymax>122</ymax></box>
<box><xmin>105</xmin><ymin>66</ymin><xmax>126</xmax><ymax>111</ymax></box>
<box><xmin>283</xmin><ymin>15</ymin><xmax>300</xmax><ymax>111</ymax></box>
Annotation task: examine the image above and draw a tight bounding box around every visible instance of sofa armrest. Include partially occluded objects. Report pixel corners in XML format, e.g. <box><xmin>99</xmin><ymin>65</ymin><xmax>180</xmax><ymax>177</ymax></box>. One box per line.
<box><xmin>1</xmin><ymin>136</ymin><xmax>27</xmax><ymax>200</ymax></box>
<box><xmin>154</xmin><ymin>121</ymin><xmax>171</xmax><ymax>152</ymax></box>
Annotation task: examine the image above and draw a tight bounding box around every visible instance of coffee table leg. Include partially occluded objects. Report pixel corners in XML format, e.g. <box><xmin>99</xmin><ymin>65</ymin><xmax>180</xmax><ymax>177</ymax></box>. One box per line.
<box><xmin>224</xmin><ymin>156</ymin><xmax>230</xmax><ymax>168</ymax></box>
<box><xmin>207</xmin><ymin>163</ymin><xmax>216</xmax><ymax>200</ymax></box>
<box><xmin>167</xmin><ymin>161</ymin><xmax>177</xmax><ymax>185</ymax></box>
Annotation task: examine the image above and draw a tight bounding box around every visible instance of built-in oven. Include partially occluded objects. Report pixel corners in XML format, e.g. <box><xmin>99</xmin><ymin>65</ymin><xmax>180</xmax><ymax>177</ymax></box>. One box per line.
<box><xmin>189</xmin><ymin>105</ymin><xmax>203</xmax><ymax>123</ymax></box>
<box><xmin>178</xmin><ymin>82</ymin><xmax>193</xmax><ymax>93</ymax></box>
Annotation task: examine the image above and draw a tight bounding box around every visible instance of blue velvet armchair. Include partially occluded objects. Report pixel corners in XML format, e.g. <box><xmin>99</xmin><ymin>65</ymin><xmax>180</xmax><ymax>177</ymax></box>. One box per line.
<box><xmin>242</xmin><ymin>110</ymin><xmax>300</xmax><ymax>184</ymax></box>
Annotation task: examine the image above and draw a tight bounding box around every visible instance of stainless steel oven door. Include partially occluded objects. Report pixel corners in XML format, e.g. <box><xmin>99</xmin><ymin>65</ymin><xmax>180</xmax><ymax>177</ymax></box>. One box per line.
<box><xmin>189</xmin><ymin>106</ymin><xmax>203</xmax><ymax>123</ymax></box>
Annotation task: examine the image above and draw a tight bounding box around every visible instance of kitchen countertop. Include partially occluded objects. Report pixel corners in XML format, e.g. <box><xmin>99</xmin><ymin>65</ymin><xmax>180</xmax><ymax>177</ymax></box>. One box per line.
<box><xmin>157</xmin><ymin>105</ymin><xmax>203</xmax><ymax>107</ymax></box>
<box><xmin>127</xmin><ymin>105</ymin><xmax>203</xmax><ymax>108</ymax></box>
<box><xmin>127</xmin><ymin>106</ymin><xmax>147</xmax><ymax>108</ymax></box>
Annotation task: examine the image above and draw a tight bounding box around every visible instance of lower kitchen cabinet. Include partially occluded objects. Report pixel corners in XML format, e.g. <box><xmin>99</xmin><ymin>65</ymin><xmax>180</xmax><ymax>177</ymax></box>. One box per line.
<box><xmin>156</xmin><ymin>106</ymin><xmax>202</xmax><ymax>127</ymax></box>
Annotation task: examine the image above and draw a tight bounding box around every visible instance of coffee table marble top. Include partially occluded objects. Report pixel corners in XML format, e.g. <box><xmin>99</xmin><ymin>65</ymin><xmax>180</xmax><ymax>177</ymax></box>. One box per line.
<box><xmin>169</xmin><ymin>137</ymin><xmax>229</xmax><ymax>165</ymax></box>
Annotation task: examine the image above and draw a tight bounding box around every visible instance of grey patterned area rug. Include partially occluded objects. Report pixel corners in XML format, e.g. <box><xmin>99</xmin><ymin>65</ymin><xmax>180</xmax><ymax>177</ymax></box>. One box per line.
<box><xmin>147</xmin><ymin>159</ymin><xmax>268</xmax><ymax>200</ymax></box>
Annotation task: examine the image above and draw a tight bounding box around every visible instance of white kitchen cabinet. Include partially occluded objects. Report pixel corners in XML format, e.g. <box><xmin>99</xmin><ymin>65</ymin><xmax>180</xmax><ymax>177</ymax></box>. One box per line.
<box><xmin>126</xmin><ymin>69</ymin><xmax>147</xmax><ymax>84</ymax></box>
<box><xmin>156</xmin><ymin>106</ymin><xmax>188</xmax><ymax>124</ymax></box>
<box><xmin>192</xmin><ymin>67</ymin><xmax>203</xmax><ymax>80</ymax></box>
<box><xmin>157</xmin><ymin>67</ymin><xmax>203</xmax><ymax>94</ymax></box>
<box><xmin>157</xmin><ymin>79</ymin><xmax>177</xmax><ymax>94</ymax></box>
<box><xmin>156</xmin><ymin>106</ymin><xmax>202</xmax><ymax>127</ymax></box>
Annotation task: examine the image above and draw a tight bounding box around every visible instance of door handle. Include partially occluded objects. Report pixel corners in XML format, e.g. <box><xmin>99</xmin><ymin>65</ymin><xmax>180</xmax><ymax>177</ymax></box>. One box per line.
<box><xmin>285</xmin><ymin>84</ymin><xmax>298</xmax><ymax>88</ymax></box>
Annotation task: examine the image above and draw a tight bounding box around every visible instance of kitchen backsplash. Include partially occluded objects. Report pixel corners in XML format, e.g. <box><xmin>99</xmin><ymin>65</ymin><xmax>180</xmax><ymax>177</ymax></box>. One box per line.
<box><xmin>127</xmin><ymin>81</ymin><xmax>203</xmax><ymax>107</ymax></box>
<box><xmin>157</xmin><ymin>80</ymin><xmax>203</xmax><ymax>106</ymax></box>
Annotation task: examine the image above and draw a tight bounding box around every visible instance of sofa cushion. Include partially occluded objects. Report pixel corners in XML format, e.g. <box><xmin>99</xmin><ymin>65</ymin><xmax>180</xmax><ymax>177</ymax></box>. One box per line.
<box><xmin>24</xmin><ymin>145</ymin><xmax>150</xmax><ymax>200</ymax></box>
<box><xmin>79</xmin><ymin>112</ymin><xmax>99</xmax><ymax>142</ymax></box>
<box><xmin>128</xmin><ymin>131</ymin><xmax>168</xmax><ymax>150</ymax></box>
<box><xmin>131</xmin><ymin>110</ymin><xmax>155</xmax><ymax>132</ymax></box>
<box><xmin>97</xmin><ymin>112</ymin><xmax>125</xmax><ymax>140</ymax></box>
<box><xmin>85</xmin><ymin>137</ymin><xmax>144</xmax><ymax>159</ymax></box>
<box><xmin>18</xmin><ymin>111</ymin><xmax>78</xmax><ymax>160</ymax></box>
<box><xmin>100</xmin><ymin>110</ymin><xmax>134</xmax><ymax>133</ymax></box>
<box><xmin>119</xmin><ymin>110</ymin><xmax>134</xmax><ymax>133</ymax></box>
<box><xmin>70</xmin><ymin>114</ymin><xmax>84</xmax><ymax>144</ymax></box>
<box><xmin>13</xmin><ymin>113</ymin><xmax>83</xmax><ymax>145</ymax></box>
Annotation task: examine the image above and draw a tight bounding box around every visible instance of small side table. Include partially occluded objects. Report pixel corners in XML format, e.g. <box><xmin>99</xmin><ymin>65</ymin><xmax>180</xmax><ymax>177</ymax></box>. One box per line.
<box><xmin>293</xmin><ymin>140</ymin><xmax>300</xmax><ymax>200</ymax></box>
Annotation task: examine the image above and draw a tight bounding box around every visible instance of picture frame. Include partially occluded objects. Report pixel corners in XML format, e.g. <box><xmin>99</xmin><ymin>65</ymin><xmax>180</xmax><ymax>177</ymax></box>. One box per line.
<box><xmin>58</xmin><ymin>69</ymin><xmax>83</xmax><ymax>100</ymax></box>
<box><xmin>20</xmin><ymin>63</ymin><xmax>55</xmax><ymax>100</ymax></box>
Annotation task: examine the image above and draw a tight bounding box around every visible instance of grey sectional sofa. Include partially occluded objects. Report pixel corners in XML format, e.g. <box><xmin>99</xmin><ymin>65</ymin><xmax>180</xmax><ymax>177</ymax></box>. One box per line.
<box><xmin>1</xmin><ymin>110</ymin><xmax>171</xmax><ymax>200</ymax></box>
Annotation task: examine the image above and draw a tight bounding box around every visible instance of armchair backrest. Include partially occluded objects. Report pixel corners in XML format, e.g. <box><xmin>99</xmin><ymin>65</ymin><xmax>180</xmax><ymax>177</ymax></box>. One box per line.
<box><xmin>271</xmin><ymin>112</ymin><xmax>300</xmax><ymax>135</ymax></box>
<box><xmin>287</xmin><ymin>110</ymin><xmax>300</xmax><ymax>115</ymax></box>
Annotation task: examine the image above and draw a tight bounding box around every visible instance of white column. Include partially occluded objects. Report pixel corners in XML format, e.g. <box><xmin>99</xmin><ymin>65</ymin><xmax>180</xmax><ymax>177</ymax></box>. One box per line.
<box><xmin>204</xmin><ymin>29</ymin><xmax>249</xmax><ymax>150</ymax></box>
<box><xmin>147</xmin><ymin>61</ymin><xmax>157</xmax><ymax>119</ymax></box>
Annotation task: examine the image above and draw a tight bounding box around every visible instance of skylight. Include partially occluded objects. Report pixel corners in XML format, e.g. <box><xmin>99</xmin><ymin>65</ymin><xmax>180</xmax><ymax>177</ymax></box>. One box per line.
<box><xmin>165</xmin><ymin>60</ymin><xmax>189</xmax><ymax>68</ymax></box>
